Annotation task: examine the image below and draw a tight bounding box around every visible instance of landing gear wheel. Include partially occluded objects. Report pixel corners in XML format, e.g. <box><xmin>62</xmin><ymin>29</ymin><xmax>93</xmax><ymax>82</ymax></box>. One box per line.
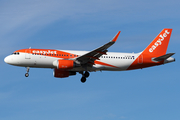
<box><xmin>84</xmin><ymin>71</ymin><xmax>90</xmax><ymax>78</ymax></box>
<box><xmin>25</xmin><ymin>73</ymin><xmax>29</xmax><ymax>77</ymax></box>
<box><xmin>81</xmin><ymin>77</ymin><xmax>86</xmax><ymax>83</ymax></box>
<box><xmin>79</xmin><ymin>71</ymin><xmax>90</xmax><ymax>83</ymax></box>
<box><xmin>25</xmin><ymin>67</ymin><xmax>30</xmax><ymax>77</ymax></box>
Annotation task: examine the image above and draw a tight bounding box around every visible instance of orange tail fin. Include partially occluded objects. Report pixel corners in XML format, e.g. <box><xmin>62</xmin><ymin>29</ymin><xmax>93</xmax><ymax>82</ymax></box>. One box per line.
<box><xmin>142</xmin><ymin>28</ymin><xmax>172</xmax><ymax>57</ymax></box>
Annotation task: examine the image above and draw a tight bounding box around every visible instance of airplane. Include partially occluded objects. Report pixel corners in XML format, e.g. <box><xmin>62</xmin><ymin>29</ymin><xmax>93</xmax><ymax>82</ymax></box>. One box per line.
<box><xmin>4</xmin><ymin>28</ymin><xmax>175</xmax><ymax>83</ymax></box>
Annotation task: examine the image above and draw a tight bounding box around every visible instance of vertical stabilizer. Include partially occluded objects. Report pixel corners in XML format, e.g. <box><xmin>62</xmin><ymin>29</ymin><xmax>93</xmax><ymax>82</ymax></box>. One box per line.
<box><xmin>127</xmin><ymin>28</ymin><xmax>173</xmax><ymax>70</ymax></box>
<box><xmin>142</xmin><ymin>28</ymin><xmax>172</xmax><ymax>57</ymax></box>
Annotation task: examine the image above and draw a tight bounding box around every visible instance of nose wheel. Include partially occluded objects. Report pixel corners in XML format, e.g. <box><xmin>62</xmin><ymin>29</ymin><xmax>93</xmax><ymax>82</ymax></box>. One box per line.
<box><xmin>25</xmin><ymin>73</ymin><xmax>29</xmax><ymax>77</ymax></box>
<box><xmin>25</xmin><ymin>67</ymin><xmax>30</xmax><ymax>77</ymax></box>
<box><xmin>80</xmin><ymin>71</ymin><xmax>90</xmax><ymax>83</ymax></box>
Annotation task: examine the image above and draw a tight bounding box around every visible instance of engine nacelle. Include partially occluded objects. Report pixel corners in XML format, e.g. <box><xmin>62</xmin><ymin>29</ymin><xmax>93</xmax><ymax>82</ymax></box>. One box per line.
<box><xmin>53</xmin><ymin>69</ymin><xmax>76</xmax><ymax>78</ymax></box>
<box><xmin>53</xmin><ymin>60</ymin><xmax>74</xmax><ymax>70</ymax></box>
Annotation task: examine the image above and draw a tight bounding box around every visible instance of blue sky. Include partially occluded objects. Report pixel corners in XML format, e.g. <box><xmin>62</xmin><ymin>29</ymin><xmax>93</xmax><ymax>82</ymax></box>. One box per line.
<box><xmin>0</xmin><ymin>0</ymin><xmax>180</xmax><ymax>120</ymax></box>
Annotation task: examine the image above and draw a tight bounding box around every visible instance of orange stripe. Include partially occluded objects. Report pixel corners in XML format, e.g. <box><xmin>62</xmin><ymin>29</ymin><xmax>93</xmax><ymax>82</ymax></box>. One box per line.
<box><xmin>95</xmin><ymin>61</ymin><xmax>119</xmax><ymax>68</ymax></box>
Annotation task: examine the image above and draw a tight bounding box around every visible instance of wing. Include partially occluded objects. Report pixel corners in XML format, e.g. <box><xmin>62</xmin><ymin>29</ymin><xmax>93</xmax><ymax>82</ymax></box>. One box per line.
<box><xmin>74</xmin><ymin>31</ymin><xmax>121</xmax><ymax>66</ymax></box>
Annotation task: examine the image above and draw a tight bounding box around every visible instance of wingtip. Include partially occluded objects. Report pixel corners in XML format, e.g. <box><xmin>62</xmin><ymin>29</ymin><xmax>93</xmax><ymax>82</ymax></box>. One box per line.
<box><xmin>112</xmin><ymin>31</ymin><xmax>121</xmax><ymax>42</ymax></box>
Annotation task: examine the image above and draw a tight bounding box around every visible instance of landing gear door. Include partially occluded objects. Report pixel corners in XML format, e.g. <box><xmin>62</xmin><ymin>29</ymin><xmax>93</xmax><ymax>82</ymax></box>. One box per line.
<box><xmin>25</xmin><ymin>49</ymin><xmax>31</xmax><ymax>59</ymax></box>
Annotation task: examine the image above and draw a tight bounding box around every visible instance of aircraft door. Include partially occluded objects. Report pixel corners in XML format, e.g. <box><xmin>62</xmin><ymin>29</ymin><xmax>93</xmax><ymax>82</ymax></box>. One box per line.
<box><xmin>25</xmin><ymin>49</ymin><xmax>31</xmax><ymax>59</ymax></box>
<box><xmin>138</xmin><ymin>54</ymin><xmax>143</xmax><ymax>64</ymax></box>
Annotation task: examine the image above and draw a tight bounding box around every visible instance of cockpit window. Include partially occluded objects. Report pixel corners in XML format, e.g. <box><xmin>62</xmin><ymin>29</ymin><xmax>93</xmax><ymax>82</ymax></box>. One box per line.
<box><xmin>12</xmin><ymin>52</ymin><xmax>20</xmax><ymax>55</ymax></box>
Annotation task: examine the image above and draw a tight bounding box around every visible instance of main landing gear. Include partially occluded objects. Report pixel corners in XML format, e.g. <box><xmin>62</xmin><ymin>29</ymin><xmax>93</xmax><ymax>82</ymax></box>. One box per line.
<box><xmin>25</xmin><ymin>67</ymin><xmax>30</xmax><ymax>77</ymax></box>
<box><xmin>80</xmin><ymin>71</ymin><xmax>90</xmax><ymax>83</ymax></box>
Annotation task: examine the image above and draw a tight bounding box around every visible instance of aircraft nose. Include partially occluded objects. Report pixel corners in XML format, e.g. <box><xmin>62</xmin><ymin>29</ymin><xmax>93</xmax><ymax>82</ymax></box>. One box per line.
<box><xmin>4</xmin><ymin>56</ymin><xmax>11</xmax><ymax>64</ymax></box>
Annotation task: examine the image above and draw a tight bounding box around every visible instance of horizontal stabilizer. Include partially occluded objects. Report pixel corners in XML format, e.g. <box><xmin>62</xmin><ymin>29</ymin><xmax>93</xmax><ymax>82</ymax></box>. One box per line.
<box><xmin>153</xmin><ymin>53</ymin><xmax>175</xmax><ymax>61</ymax></box>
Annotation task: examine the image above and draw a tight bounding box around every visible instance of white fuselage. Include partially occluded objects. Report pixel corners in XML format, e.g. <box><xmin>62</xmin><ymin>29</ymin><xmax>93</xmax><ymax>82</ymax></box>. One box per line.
<box><xmin>4</xmin><ymin>50</ymin><xmax>140</xmax><ymax>72</ymax></box>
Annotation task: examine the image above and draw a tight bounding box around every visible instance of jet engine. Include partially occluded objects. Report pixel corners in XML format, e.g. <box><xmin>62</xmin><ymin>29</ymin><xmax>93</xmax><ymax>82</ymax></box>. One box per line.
<box><xmin>53</xmin><ymin>60</ymin><xmax>74</xmax><ymax>70</ymax></box>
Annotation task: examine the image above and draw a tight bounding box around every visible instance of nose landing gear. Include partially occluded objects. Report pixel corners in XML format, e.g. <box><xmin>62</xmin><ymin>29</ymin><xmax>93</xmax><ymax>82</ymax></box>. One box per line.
<box><xmin>25</xmin><ymin>67</ymin><xmax>30</xmax><ymax>77</ymax></box>
<box><xmin>80</xmin><ymin>71</ymin><xmax>90</xmax><ymax>83</ymax></box>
